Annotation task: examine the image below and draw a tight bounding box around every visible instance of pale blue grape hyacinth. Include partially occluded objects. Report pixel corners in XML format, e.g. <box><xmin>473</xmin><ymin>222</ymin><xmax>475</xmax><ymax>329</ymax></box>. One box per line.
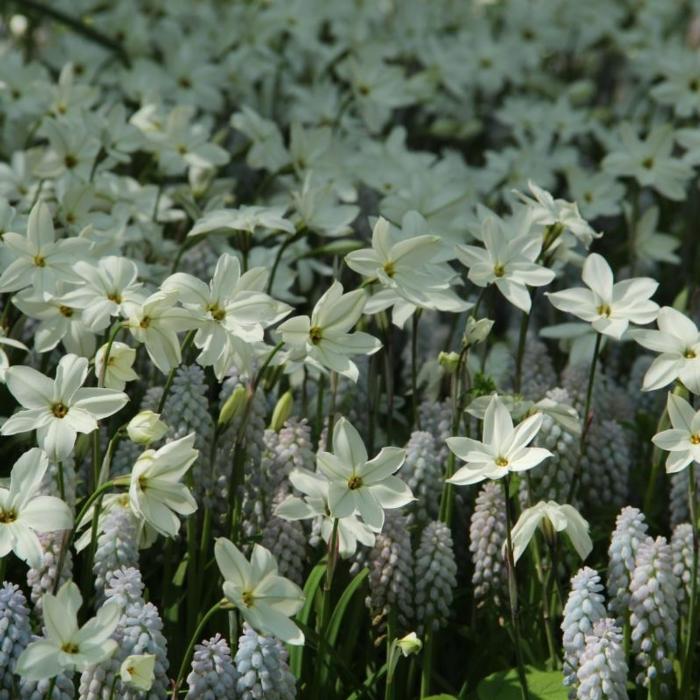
<box><xmin>561</xmin><ymin>567</ymin><xmax>607</xmax><ymax>693</ymax></box>
<box><xmin>415</xmin><ymin>521</ymin><xmax>457</xmax><ymax>632</ymax></box>
<box><xmin>607</xmin><ymin>506</ymin><xmax>649</xmax><ymax>620</ymax></box>
<box><xmin>629</xmin><ymin>537</ymin><xmax>679</xmax><ymax>689</ymax></box>
<box><xmin>234</xmin><ymin>623</ymin><xmax>297</xmax><ymax>700</ymax></box>
<box><xmin>185</xmin><ymin>634</ymin><xmax>237</xmax><ymax>699</ymax></box>
<box><xmin>575</xmin><ymin>618</ymin><xmax>628</xmax><ymax>700</ymax></box>
<box><xmin>0</xmin><ymin>583</ymin><xmax>31</xmax><ymax>700</ymax></box>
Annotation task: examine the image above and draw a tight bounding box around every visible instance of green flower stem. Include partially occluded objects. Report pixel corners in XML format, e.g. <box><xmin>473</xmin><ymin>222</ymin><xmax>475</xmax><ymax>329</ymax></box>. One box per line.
<box><xmin>53</xmin><ymin>479</ymin><xmax>117</xmax><ymax>594</ymax></box>
<box><xmin>324</xmin><ymin>371</ymin><xmax>339</xmax><ymax>451</ymax></box>
<box><xmin>438</xmin><ymin>344</ymin><xmax>469</xmax><ymax>526</ymax></box>
<box><xmin>420</xmin><ymin>628</ymin><xmax>433</xmax><ymax>697</ymax></box>
<box><xmin>267</xmin><ymin>227</ymin><xmax>306</xmax><ymax>294</ymax></box>
<box><xmin>157</xmin><ymin>330</ymin><xmax>196</xmax><ymax>414</ymax></box>
<box><xmin>171</xmin><ymin>599</ymin><xmax>226</xmax><ymax>699</ymax></box>
<box><xmin>44</xmin><ymin>677</ymin><xmax>57</xmax><ymax>700</ymax></box>
<box><xmin>567</xmin><ymin>331</ymin><xmax>602</xmax><ymax>503</ymax></box>
<box><xmin>503</xmin><ymin>476</ymin><xmax>530</xmax><ymax>700</ymax></box>
<box><xmin>10</xmin><ymin>0</ymin><xmax>130</xmax><ymax>66</ymax></box>
<box><xmin>226</xmin><ymin>341</ymin><xmax>285</xmax><ymax>540</ymax></box>
<box><xmin>681</xmin><ymin>463</ymin><xmax>699</xmax><ymax>699</ymax></box>
<box><xmin>411</xmin><ymin>310</ymin><xmax>422</xmax><ymax>429</ymax></box>
<box><xmin>514</xmin><ymin>306</ymin><xmax>532</xmax><ymax>395</ymax></box>
<box><xmin>98</xmin><ymin>322</ymin><xmax>125</xmax><ymax>388</ymax></box>
<box><xmin>313</xmin><ymin>518</ymin><xmax>340</xmax><ymax>699</ymax></box>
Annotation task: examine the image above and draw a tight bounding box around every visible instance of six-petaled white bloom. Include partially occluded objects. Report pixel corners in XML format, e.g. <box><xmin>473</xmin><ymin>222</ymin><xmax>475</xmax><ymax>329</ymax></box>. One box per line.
<box><xmin>316</xmin><ymin>417</ymin><xmax>414</xmax><ymax>531</ymax></box>
<box><xmin>124</xmin><ymin>290</ymin><xmax>199</xmax><ymax>374</ymax></box>
<box><xmin>95</xmin><ymin>341</ymin><xmax>138</xmax><ymax>390</ymax></box>
<box><xmin>162</xmin><ymin>253</ymin><xmax>290</xmax><ymax>379</ymax></box>
<box><xmin>275</xmin><ymin>467</ymin><xmax>376</xmax><ymax>557</ymax></box>
<box><xmin>652</xmin><ymin>393</ymin><xmax>700</xmax><ymax>474</ymax></box>
<box><xmin>2</xmin><ymin>353</ymin><xmax>128</xmax><ymax>460</ymax></box>
<box><xmin>546</xmin><ymin>253</ymin><xmax>659</xmax><ymax>340</ymax></box>
<box><xmin>124</xmin><ymin>433</ymin><xmax>198</xmax><ymax>537</ymax></box>
<box><xmin>509</xmin><ymin>501</ymin><xmax>592</xmax><ymax>564</ymax></box>
<box><xmin>214</xmin><ymin>538</ymin><xmax>305</xmax><ymax>645</ymax></box>
<box><xmin>278</xmin><ymin>281</ymin><xmax>381</xmax><ymax>382</ymax></box>
<box><xmin>446</xmin><ymin>395</ymin><xmax>552</xmax><ymax>485</ymax></box>
<box><xmin>0</xmin><ymin>448</ymin><xmax>73</xmax><ymax>568</ymax></box>
<box><xmin>455</xmin><ymin>217</ymin><xmax>555</xmax><ymax>313</ymax></box>
<box><xmin>630</xmin><ymin>306</ymin><xmax>700</xmax><ymax>393</ymax></box>
<box><xmin>15</xmin><ymin>581</ymin><xmax>121</xmax><ymax>681</ymax></box>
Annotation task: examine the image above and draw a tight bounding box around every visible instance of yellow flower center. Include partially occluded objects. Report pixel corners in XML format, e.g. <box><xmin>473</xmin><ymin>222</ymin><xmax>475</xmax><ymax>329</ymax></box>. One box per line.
<box><xmin>51</xmin><ymin>402</ymin><xmax>69</xmax><ymax>418</ymax></box>
<box><xmin>309</xmin><ymin>325</ymin><xmax>323</xmax><ymax>345</ymax></box>
<box><xmin>61</xmin><ymin>642</ymin><xmax>79</xmax><ymax>654</ymax></box>
<box><xmin>493</xmin><ymin>263</ymin><xmax>506</xmax><ymax>278</ymax></box>
<box><xmin>347</xmin><ymin>475</ymin><xmax>363</xmax><ymax>490</ymax></box>
<box><xmin>241</xmin><ymin>590</ymin><xmax>254</xmax><ymax>607</ymax></box>
<box><xmin>207</xmin><ymin>303</ymin><xmax>226</xmax><ymax>322</ymax></box>
<box><xmin>383</xmin><ymin>260</ymin><xmax>396</xmax><ymax>278</ymax></box>
<box><xmin>642</xmin><ymin>157</ymin><xmax>654</xmax><ymax>170</ymax></box>
<box><xmin>495</xmin><ymin>456</ymin><xmax>509</xmax><ymax>467</ymax></box>
<box><xmin>685</xmin><ymin>349</ymin><xmax>697</xmax><ymax>359</ymax></box>
<box><xmin>691</xmin><ymin>434</ymin><xmax>700</xmax><ymax>445</ymax></box>
<box><xmin>139</xmin><ymin>316</ymin><xmax>151</xmax><ymax>329</ymax></box>
<box><xmin>0</xmin><ymin>508</ymin><xmax>17</xmax><ymax>524</ymax></box>
<box><xmin>33</xmin><ymin>255</ymin><xmax>46</xmax><ymax>268</ymax></box>
<box><xmin>597</xmin><ymin>303</ymin><xmax>612</xmax><ymax>318</ymax></box>
<box><xmin>59</xmin><ymin>305</ymin><xmax>73</xmax><ymax>318</ymax></box>
<box><xmin>107</xmin><ymin>292</ymin><xmax>122</xmax><ymax>303</ymax></box>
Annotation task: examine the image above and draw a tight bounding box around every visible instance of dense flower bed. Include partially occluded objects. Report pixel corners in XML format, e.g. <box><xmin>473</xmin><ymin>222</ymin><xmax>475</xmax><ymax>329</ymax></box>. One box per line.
<box><xmin>0</xmin><ymin>1</ymin><xmax>699</xmax><ymax>698</ymax></box>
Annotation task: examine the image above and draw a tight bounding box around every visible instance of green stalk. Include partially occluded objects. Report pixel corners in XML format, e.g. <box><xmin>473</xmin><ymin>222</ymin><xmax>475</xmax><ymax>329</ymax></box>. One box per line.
<box><xmin>420</xmin><ymin>627</ymin><xmax>433</xmax><ymax>697</ymax></box>
<box><xmin>171</xmin><ymin>600</ymin><xmax>225</xmax><ymax>698</ymax></box>
<box><xmin>53</xmin><ymin>479</ymin><xmax>117</xmax><ymax>593</ymax></box>
<box><xmin>503</xmin><ymin>476</ymin><xmax>530</xmax><ymax>700</ymax></box>
<box><xmin>411</xmin><ymin>310</ymin><xmax>422</xmax><ymax>429</ymax></box>
<box><xmin>681</xmin><ymin>463</ymin><xmax>698</xmax><ymax>699</ymax></box>
<box><xmin>513</xmin><ymin>309</ymin><xmax>531</xmax><ymax>395</ymax></box>
<box><xmin>313</xmin><ymin>518</ymin><xmax>340</xmax><ymax>699</ymax></box>
<box><xmin>157</xmin><ymin>330</ymin><xmax>196</xmax><ymax>414</ymax></box>
<box><xmin>98</xmin><ymin>322</ymin><xmax>124</xmax><ymax>387</ymax></box>
<box><xmin>567</xmin><ymin>332</ymin><xmax>602</xmax><ymax>503</ymax></box>
<box><xmin>44</xmin><ymin>677</ymin><xmax>57</xmax><ymax>700</ymax></box>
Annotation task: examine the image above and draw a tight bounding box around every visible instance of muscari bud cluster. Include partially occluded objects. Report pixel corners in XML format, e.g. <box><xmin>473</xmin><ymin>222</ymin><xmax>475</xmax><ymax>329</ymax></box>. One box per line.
<box><xmin>607</xmin><ymin>506</ymin><xmax>649</xmax><ymax>620</ymax></box>
<box><xmin>365</xmin><ymin>511</ymin><xmax>414</xmax><ymax>630</ymax></box>
<box><xmin>517</xmin><ymin>335</ymin><xmax>557</xmax><ymax>401</ymax></box>
<box><xmin>79</xmin><ymin>567</ymin><xmax>170</xmax><ymax>699</ymax></box>
<box><xmin>262</xmin><ymin>513</ymin><xmax>307</xmax><ymax>587</ymax></box>
<box><xmin>521</xmin><ymin>388</ymin><xmax>578</xmax><ymax>506</ymax></box>
<box><xmin>575</xmin><ymin>618</ymin><xmax>628</xmax><ymax>700</ymax></box>
<box><xmin>234</xmin><ymin>623</ymin><xmax>297</xmax><ymax>700</ymax></box>
<box><xmin>26</xmin><ymin>532</ymin><xmax>72</xmax><ymax>616</ymax></box>
<box><xmin>579</xmin><ymin>419</ymin><xmax>630</xmax><ymax>511</ymax></box>
<box><xmin>185</xmin><ymin>633</ymin><xmax>237</xmax><ymax>699</ymax></box>
<box><xmin>401</xmin><ymin>431</ymin><xmax>442</xmax><ymax>525</ymax></box>
<box><xmin>671</xmin><ymin>523</ymin><xmax>695</xmax><ymax>615</ymax></box>
<box><xmin>19</xmin><ymin>670</ymin><xmax>74</xmax><ymax>700</ymax></box>
<box><xmin>629</xmin><ymin>536</ymin><xmax>679</xmax><ymax>689</ymax></box>
<box><xmin>415</xmin><ymin>521</ymin><xmax>457</xmax><ymax>632</ymax></box>
<box><xmin>0</xmin><ymin>583</ymin><xmax>31</xmax><ymax>700</ymax></box>
<box><xmin>92</xmin><ymin>503</ymin><xmax>140</xmax><ymax>603</ymax></box>
<box><xmin>561</xmin><ymin>567</ymin><xmax>607</xmax><ymax>693</ymax></box>
<box><xmin>470</xmin><ymin>481</ymin><xmax>507</xmax><ymax>605</ymax></box>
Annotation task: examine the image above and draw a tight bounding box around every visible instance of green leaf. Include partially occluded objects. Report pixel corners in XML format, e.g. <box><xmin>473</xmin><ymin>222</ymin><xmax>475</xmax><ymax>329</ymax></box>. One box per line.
<box><xmin>424</xmin><ymin>695</ymin><xmax>459</xmax><ymax>700</ymax></box>
<box><xmin>289</xmin><ymin>563</ymin><xmax>325</xmax><ymax>678</ymax></box>
<box><xmin>477</xmin><ymin>667</ymin><xmax>567</xmax><ymax>700</ymax></box>
<box><xmin>327</xmin><ymin>567</ymin><xmax>369</xmax><ymax>647</ymax></box>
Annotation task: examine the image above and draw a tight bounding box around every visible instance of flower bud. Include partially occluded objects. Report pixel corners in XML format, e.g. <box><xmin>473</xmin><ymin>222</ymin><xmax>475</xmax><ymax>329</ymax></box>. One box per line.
<box><xmin>438</xmin><ymin>351</ymin><xmax>460</xmax><ymax>374</ymax></box>
<box><xmin>464</xmin><ymin>317</ymin><xmax>494</xmax><ymax>346</ymax></box>
<box><xmin>269</xmin><ymin>391</ymin><xmax>294</xmax><ymax>432</ymax></box>
<box><xmin>218</xmin><ymin>384</ymin><xmax>248</xmax><ymax>428</ymax></box>
<box><xmin>397</xmin><ymin>632</ymin><xmax>422</xmax><ymax>657</ymax></box>
<box><xmin>127</xmin><ymin>411</ymin><xmax>167</xmax><ymax>445</ymax></box>
<box><xmin>120</xmin><ymin>654</ymin><xmax>156</xmax><ymax>690</ymax></box>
